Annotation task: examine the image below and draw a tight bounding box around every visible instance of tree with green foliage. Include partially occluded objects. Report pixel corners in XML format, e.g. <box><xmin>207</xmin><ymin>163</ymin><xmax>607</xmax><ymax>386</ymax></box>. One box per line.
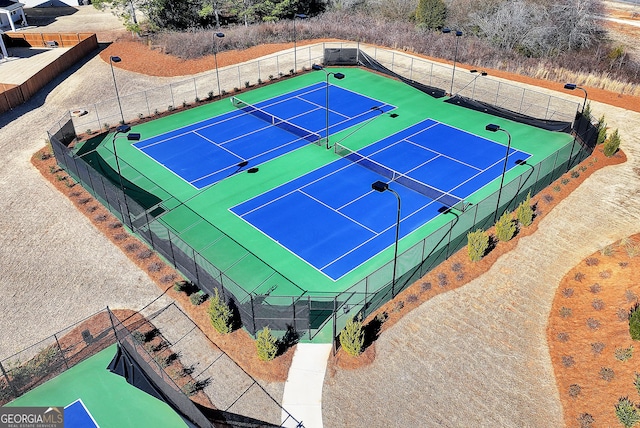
<box><xmin>467</xmin><ymin>229</ymin><xmax>489</xmax><ymax>262</ymax></box>
<box><xmin>630</xmin><ymin>305</ymin><xmax>640</xmax><ymax>341</ymax></box>
<box><xmin>339</xmin><ymin>316</ymin><xmax>364</xmax><ymax>357</ymax></box>
<box><xmin>515</xmin><ymin>192</ymin><xmax>534</xmax><ymax>227</ymax></box>
<box><xmin>596</xmin><ymin>114</ymin><xmax>607</xmax><ymax>145</ymax></box>
<box><xmin>207</xmin><ymin>289</ymin><xmax>232</xmax><ymax>334</ymax></box>
<box><xmin>415</xmin><ymin>0</ymin><xmax>446</xmax><ymax>30</ymax></box>
<box><xmin>256</xmin><ymin>326</ymin><xmax>278</xmax><ymax>361</ymax></box>
<box><xmin>615</xmin><ymin>397</ymin><xmax>640</xmax><ymax>428</ymax></box>
<box><xmin>495</xmin><ymin>211</ymin><xmax>516</xmax><ymax>242</ymax></box>
<box><xmin>582</xmin><ymin>101</ymin><xmax>593</xmax><ymax>122</ymax></box>
<box><xmin>604</xmin><ymin>128</ymin><xmax>621</xmax><ymax>157</ymax></box>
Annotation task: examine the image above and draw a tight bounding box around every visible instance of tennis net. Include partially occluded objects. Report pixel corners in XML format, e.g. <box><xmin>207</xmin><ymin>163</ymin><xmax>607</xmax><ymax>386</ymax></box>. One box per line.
<box><xmin>231</xmin><ymin>96</ymin><xmax>321</xmax><ymax>144</ymax></box>
<box><xmin>334</xmin><ymin>143</ymin><xmax>463</xmax><ymax>208</ymax></box>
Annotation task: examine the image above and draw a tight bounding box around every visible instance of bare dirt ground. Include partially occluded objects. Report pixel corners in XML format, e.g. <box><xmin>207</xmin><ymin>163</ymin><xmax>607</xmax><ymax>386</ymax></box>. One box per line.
<box><xmin>548</xmin><ymin>233</ymin><xmax>640</xmax><ymax>427</ymax></box>
<box><xmin>602</xmin><ymin>0</ymin><xmax>640</xmax><ymax>59</ymax></box>
<box><xmin>4</xmin><ymin>5</ymin><xmax>640</xmax><ymax>427</ymax></box>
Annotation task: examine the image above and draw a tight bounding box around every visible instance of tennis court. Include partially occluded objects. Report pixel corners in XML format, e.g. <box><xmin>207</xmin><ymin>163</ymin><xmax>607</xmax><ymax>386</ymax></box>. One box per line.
<box><xmin>232</xmin><ymin>118</ymin><xmax>530</xmax><ymax>280</ymax></box>
<box><xmin>133</xmin><ymin>82</ymin><xmax>394</xmax><ymax>189</ymax></box>
<box><xmin>55</xmin><ymin>65</ymin><xmax>580</xmax><ymax>338</ymax></box>
<box><xmin>4</xmin><ymin>345</ymin><xmax>187</xmax><ymax>428</ymax></box>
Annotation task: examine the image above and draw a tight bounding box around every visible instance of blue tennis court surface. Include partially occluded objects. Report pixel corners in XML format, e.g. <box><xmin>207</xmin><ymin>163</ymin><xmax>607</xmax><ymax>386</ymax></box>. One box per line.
<box><xmin>232</xmin><ymin>119</ymin><xmax>531</xmax><ymax>280</ymax></box>
<box><xmin>65</xmin><ymin>399</ymin><xmax>99</xmax><ymax>428</ymax></box>
<box><xmin>134</xmin><ymin>82</ymin><xmax>394</xmax><ymax>189</ymax></box>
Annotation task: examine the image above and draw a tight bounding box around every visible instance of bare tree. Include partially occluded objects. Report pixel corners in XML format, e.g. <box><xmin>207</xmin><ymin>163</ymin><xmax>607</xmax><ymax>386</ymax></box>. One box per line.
<box><xmin>548</xmin><ymin>0</ymin><xmax>603</xmax><ymax>51</ymax></box>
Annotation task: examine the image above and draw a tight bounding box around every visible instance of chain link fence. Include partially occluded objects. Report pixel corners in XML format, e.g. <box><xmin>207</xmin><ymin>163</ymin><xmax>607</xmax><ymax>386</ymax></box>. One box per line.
<box><xmin>49</xmin><ymin>42</ymin><xmax>591</xmax><ymax>345</ymax></box>
<box><xmin>1</xmin><ymin>306</ymin><xmax>298</xmax><ymax>427</ymax></box>
<box><xmin>0</xmin><ymin>308</ymin><xmax>117</xmax><ymax>406</ymax></box>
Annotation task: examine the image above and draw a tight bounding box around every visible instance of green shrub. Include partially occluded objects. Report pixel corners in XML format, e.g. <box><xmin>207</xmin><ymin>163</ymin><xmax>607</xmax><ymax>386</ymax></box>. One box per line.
<box><xmin>207</xmin><ymin>289</ymin><xmax>232</xmax><ymax>334</ymax></box>
<box><xmin>415</xmin><ymin>0</ymin><xmax>446</xmax><ymax>30</ymax></box>
<box><xmin>604</xmin><ymin>128</ymin><xmax>621</xmax><ymax>157</ymax></box>
<box><xmin>515</xmin><ymin>192</ymin><xmax>534</xmax><ymax>227</ymax></box>
<box><xmin>467</xmin><ymin>229</ymin><xmax>489</xmax><ymax>262</ymax></box>
<box><xmin>583</xmin><ymin>102</ymin><xmax>592</xmax><ymax>121</ymax></box>
<box><xmin>339</xmin><ymin>316</ymin><xmax>364</xmax><ymax>357</ymax></box>
<box><xmin>495</xmin><ymin>211</ymin><xmax>516</xmax><ymax>242</ymax></box>
<box><xmin>173</xmin><ymin>281</ymin><xmax>189</xmax><ymax>293</ymax></box>
<box><xmin>634</xmin><ymin>373</ymin><xmax>640</xmax><ymax>396</ymax></box>
<box><xmin>615</xmin><ymin>397</ymin><xmax>640</xmax><ymax>428</ymax></box>
<box><xmin>255</xmin><ymin>327</ymin><xmax>277</xmax><ymax>361</ymax></box>
<box><xmin>596</xmin><ymin>114</ymin><xmax>607</xmax><ymax>145</ymax></box>
<box><xmin>189</xmin><ymin>291</ymin><xmax>207</xmax><ymax>306</ymax></box>
<box><xmin>615</xmin><ymin>346</ymin><xmax>634</xmax><ymax>362</ymax></box>
<box><xmin>630</xmin><ymin>304</ymin><xmax>640</xmax><ymax>341</ymax></box>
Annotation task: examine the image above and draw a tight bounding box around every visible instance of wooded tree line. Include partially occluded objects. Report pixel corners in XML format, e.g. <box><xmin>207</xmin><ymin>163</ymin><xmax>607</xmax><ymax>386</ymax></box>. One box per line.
<box><xmin>95</xmin><ymin>0</ymin><xmax>606</xmax><ymax>59</ymax></box>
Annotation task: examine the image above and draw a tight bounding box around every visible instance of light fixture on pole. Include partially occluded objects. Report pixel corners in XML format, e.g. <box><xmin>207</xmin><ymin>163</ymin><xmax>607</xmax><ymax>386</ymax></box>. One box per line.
<box><xmin>564</xmin><ymin>83</ymin><xmax>588</xmax><ymax>113</ymax></box>
<box><xmin>469</xmin><ymin>69</ymin><xmax>487</xmax><ymax>97</ymax></box>
<box><xmin>442</xmin><ymin>28</ymin><xmax>463</xmax><ymax>96</ymax></box>
<box><xmin>112</xmin><ymin>124</ymin><xmax>141</xmax><ymax>226</ymax></box>
<box><xmin>485</xmin><ymin>123</ymin><xmax>512</xmax><ymax>222</ymax></box>
<box><xmin>213</xmin><ymin>32</ymin><xmax>225</xmax><ymax>98</ymax></box>
<box><xmin>371</xmin><ymin>180</ymin><xmax>401</xmax><ymax>298</ymax></box>
<box><xmin>293</xmin><ymin>13</ymin><xmax>307</xmax><ymax>74</ymax></box>
<box><xmin>312</xmin><ymin>64</ymin><xmax>345</xmax><ymax>149</ymax></box>
<box><xmin>109</xmin><ymin>56</ymin><xmax>125</xmax><ymax>124</ymax></box>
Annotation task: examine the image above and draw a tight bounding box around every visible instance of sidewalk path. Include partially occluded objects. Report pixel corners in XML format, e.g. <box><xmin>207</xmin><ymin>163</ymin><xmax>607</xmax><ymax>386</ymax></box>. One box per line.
<box><xmin>282</xmin><ymin>344</ymin><xmax>333</xmax><ymax>427</ymax></box>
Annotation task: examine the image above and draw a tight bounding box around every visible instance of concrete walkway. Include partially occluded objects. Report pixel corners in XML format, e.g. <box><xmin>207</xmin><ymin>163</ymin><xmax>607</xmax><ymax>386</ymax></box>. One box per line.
<box><xmin>282</xmin><ymin>343</ymin><xmax>333</xmax><ymax>428</ymax></box>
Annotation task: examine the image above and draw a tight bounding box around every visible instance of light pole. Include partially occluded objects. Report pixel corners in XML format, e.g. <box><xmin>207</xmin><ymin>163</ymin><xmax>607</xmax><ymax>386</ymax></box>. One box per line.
<box><xmin>112</xmin><ymin>125</ymin><xmax>141</xmax><ymax>225</ymax></box>
<box><xmin>442</xmin><ymin>28</ymin><xmax>463</xmax><ymax>96</ymax></box>
<box><xmin>485</xmin><ymin>123</ymin><xmax>512</xmax><ymax>222</ymax></box>
<box><xmin>372</xmin><ymin>181</ymin><xmax>401</xmax><ymax>298</ymax></box>
<box><xmin>109</xmin><ymin>56</ymin><xmax>124</xmax><ymax>124</ymax></box>
<box><xmin>214</xmin><ymin>32</ymin><xmax>225</xmax><ymax>98</ymax></box>
<box><xmin>312</xmin><ymin>64</ymin><xmax>345</xmax><ymax>149</ymax></box>
<box><xmin>293</xmin><ymin>13</ymin><xmax>307</xmax><ymax>74</ymax></box>
<box><xmin>564</xmin><ymin>83</ymin><xmax>588</xmax><ymax>113</ymax></box>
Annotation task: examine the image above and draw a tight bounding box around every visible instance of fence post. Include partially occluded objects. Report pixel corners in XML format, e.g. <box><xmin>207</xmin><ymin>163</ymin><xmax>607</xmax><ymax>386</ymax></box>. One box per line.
<box><xmin>250</xmin><ymin>295</ymin><xmax>257</xmax><ymax>334</ymax></box>
<box><xmin>94</xmin><ymin>103</ymin><xmax>101</xmax><ymax>132</ymax></box>
<box><xmin>143</xmin><ymin>91</ymin><xmax>151</xmax><ymax>116</ymax></box>
<box><xmin>307</xmin><ymin>295</ymin><xmax>312</xmax><ymax>340</ymax></box>
<box><xmin>518</xmin><ymin>88</ymin><xmax>525</xmax><ymax>115</ymax></box>
<box><xmin>54</xmin><ymin>334</ymin><xmax>69</xmax><ymax>370</ymax></box>
<box><xmin>332</xmin><ymin>297</ymin><xmax>338</xmax><ymax>356</ymax></box>
<box><xmin>0</xmin><ymin>360</ymin><xmax>18</xmax><ymax>399</ymax></box>
<box><xmin>193</xmin><ymin>78</ymin><xmax>198</xmax><ymax>101</ymax></box>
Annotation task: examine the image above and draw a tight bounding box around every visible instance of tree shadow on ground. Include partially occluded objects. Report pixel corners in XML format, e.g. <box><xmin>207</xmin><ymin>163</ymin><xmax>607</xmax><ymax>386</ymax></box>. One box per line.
<box><xmin>362</xmin><ymin>313</ymin><xmax>386</xmax><ymax>350</ymax></box>
<box><xmin>277</xmin><ymin>325</ymin><xmax>300</xmax><ymax>357</ymax></box>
